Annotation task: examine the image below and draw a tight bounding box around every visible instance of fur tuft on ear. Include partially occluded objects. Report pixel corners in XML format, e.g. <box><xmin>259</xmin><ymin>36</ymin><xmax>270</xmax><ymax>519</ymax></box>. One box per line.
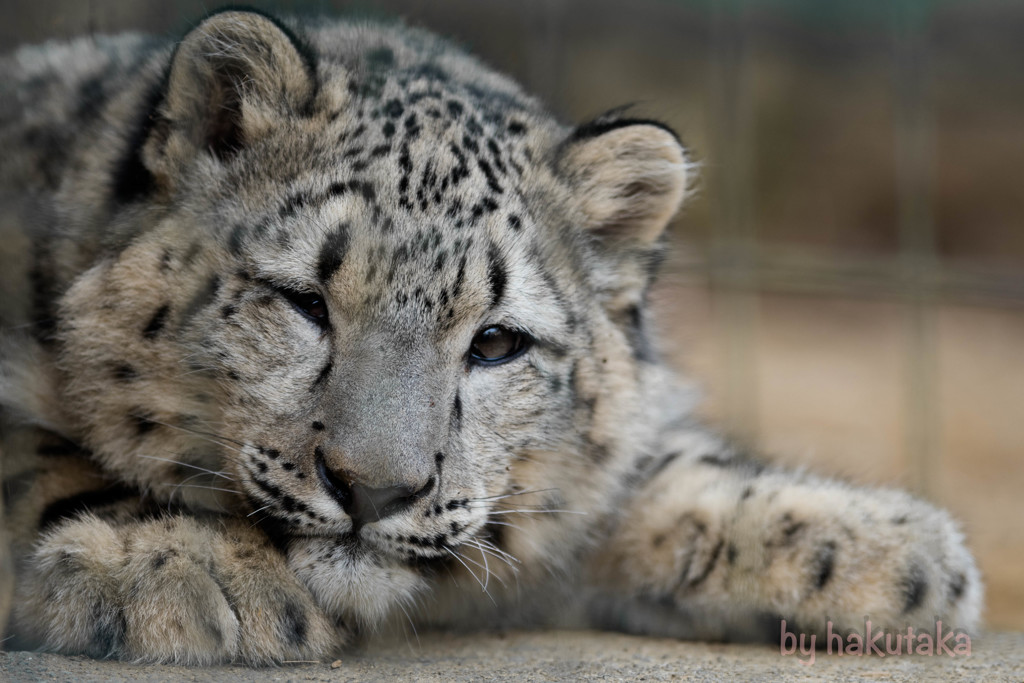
<box><xmin>559</xmin><ymin>117</ymin><xmax>691</xmax><ymax>247</ymax></box>
<box><xmin>141</xmin><ymin>10</ymin><xmax>317</xmax><ymax>182</ymax></box>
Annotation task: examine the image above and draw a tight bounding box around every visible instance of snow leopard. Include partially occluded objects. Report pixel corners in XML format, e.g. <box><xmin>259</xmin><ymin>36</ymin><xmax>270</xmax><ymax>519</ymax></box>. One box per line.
<box><xmin>0</xmin><ymin>8</ymin><xmax>981</xmax><ymax>665</ymax></box>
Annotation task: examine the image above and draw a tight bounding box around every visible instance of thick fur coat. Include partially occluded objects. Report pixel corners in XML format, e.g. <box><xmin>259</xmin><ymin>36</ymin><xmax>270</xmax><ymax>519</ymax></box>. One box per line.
<box><xmin>0</xmin><ymin>10</ymin><xmax>980</xmax><ymax>664</ymax></box>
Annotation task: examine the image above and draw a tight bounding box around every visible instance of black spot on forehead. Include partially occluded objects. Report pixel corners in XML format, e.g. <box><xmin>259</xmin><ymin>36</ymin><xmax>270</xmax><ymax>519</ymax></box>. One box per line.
<box><xmin>317</xmin><ymin>222</ymin><xmax>350</xmax><ymax>282</ymax></box>
<box><xmin>451</xmin><ymin>391</ymin><xmax>462</xmax><ymax>432</ymax></box>
<box><xmin>487</xmin><ymin>243</ymin><xmax>507</xmax><ymax>308</ymax></box>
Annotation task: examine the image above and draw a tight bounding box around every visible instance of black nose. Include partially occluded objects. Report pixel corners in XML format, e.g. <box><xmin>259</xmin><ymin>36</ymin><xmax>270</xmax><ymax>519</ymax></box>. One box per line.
<box><xmin>315</xmin><ymin>452</ymin><xmax>434</xmax><ymax>528</ymax></box>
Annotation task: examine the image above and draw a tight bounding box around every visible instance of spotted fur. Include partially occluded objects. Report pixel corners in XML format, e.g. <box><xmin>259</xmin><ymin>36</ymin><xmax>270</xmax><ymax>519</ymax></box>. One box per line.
<box><xmin>0</xmin><ymin>10</ymin><xmax>981</xmax><ymax>665</ymax></box>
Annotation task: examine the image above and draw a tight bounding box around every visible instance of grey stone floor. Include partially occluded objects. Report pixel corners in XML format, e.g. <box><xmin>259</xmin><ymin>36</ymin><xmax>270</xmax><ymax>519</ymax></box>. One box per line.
<box><xmin>3</xmin><ymin>630</ymin><xmax>1023</xmax><ymax>682</ymax></box>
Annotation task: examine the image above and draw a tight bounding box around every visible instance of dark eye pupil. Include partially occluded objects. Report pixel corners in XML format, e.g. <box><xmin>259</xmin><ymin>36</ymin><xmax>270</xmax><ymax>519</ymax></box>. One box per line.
<box><xmin>470</xmin><ymin>326</ymin><xmax>523</xmax><ymax>363</ymax></box>
<box><xmin>281</xmin><ymin>288</ymin><xmax>328</xmax><ymax>323</ymax></box>
<box><xmin>298</xmin><ymin>295</ymin><xmax>326</xmax><ymax>319</ymax></box>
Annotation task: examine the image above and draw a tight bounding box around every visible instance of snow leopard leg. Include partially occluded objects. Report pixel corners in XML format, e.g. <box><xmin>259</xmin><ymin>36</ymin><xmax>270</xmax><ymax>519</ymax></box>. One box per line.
<box><xmin>588</xmin><ymin>431</ymin><xmax>983</xmax><ymax>643</ymax></box>
<box><xmin>5</xmin><ymin>444</ymin><xmax>342</xmax><ymax>665</ymax></box>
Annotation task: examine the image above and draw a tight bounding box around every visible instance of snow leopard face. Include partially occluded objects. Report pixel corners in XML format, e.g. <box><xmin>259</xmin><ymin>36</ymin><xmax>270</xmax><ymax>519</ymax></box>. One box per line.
<box><xmin>53</xmin><ymin>11</ymin><xmax>689</xmax><ymax>574</ymax></box>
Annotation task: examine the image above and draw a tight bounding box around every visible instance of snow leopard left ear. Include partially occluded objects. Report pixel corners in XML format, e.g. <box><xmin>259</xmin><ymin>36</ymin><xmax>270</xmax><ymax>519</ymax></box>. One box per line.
<box><xmin>558</xmin><ymin>118</ymin><xmax>690</xmax><ymax>247</ymax></box>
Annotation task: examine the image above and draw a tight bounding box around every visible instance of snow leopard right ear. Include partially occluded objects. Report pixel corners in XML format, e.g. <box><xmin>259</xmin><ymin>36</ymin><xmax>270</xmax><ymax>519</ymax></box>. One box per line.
<box><xmin>140</xmin><ymin>10</ymin><xmax>316</xmax><ymax>184</ymax></box>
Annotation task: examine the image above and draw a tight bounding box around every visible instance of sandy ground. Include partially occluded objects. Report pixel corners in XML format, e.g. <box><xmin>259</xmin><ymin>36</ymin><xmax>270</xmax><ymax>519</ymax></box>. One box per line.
<box><xmin>3</xmin><ymin>630</ymin><xmax>1023</xmax><ymax>682</ymax></box>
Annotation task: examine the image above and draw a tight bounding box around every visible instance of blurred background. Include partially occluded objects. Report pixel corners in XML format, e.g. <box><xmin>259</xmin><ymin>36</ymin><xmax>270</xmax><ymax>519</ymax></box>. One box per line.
<box><xmin>3</xmin><ymin>0</ymin><xmax>1022</xmax><ymax>631</ymax></box>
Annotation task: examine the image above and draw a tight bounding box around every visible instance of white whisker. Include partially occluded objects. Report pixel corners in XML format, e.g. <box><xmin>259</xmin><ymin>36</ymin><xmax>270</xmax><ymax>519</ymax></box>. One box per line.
<box><xmin>464</xmin><ymin>540</ymin><xmax>518</xmax><ymax>579</ymax></box>
<box><xmin>471</xmin><ymin>538</ymin><xmax>521</xmax><ymax>566</ymax></box>
<box><xmin>483</xmin><ymin>508</ymin><xmax>587</xmax><ymax>516</ymax></box>
<box><xmin>473</xmin><ymin>538</ymin><xmax>490</xmax><ymax>590</ymax></box>
<box><xmin>137</xmin><ymin>454</ymin><xmax>234</xmax><ymax>480</ymax></box>
<box><xmin>395</xmin><ymin>600</ymin><xmax>420</xmax><ymax>649</ymax></box>
<box><xmin>454</xmin><ymin>545</ymin><xmax>506</xmax><ymax>590</ymax></box>
<box><xmin>132</xmin><ymin>415</ymin><xmax>249</xmax><ymax>450</ymax></box>
<box><xmin>246</xmin><ymin>504</ymin><xmax>273</xmax><ymax>518</ymax></box>
<box><xmin>481</xmin><ymin>519</ymin><xmax>527</xmax><ymax>534</ymax></box>
<box><xmin>468</xmin><ymin>488</ymin><xmax>559</xmax><ymax>503</ymax></box>
<box><xmin>248</xmin><ymin>513</ymin><xmax>273</xmax><ymax>529</ymax></box>
<box><xmin>154</xmin><ymin>482</ymin><xmax>242</xmax><ymax>496</ymax></box>
<box><xmin>444</xmin><ymin>547</ymin><xmax>493</xmax><ymax>602</ymax></box>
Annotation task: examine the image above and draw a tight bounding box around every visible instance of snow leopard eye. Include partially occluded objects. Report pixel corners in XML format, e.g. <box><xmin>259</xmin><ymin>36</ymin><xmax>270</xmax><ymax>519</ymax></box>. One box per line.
<box><xmin>278</xmin><ymin>287</ymin><xmax>329</xmax><ymax>326</ymax></box>
<box><xmin>469</xmin><ymin>326</ymin><xmax>528</xmax><ymax>365</ymax></box>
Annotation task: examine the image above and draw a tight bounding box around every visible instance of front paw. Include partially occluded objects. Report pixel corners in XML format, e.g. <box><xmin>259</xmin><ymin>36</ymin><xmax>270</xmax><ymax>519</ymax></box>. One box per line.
<box><xmin>14</xmin><ymin>515</ymin><xmax>132</xmax><ymax>659</ymax></box>
<box><xmin>746</xmin><ymin>484</ymin><xmax>983</xmax><ymax>636</ymax></box>
<box><xmin>14</xmin><ymin>515</ymin><xmax>343</xmax><ymax>664</ymax></box>
<box><xmin>117</xmin><ymin>527</ymin><xmax>242</xmax><ymax>664</ymax></box>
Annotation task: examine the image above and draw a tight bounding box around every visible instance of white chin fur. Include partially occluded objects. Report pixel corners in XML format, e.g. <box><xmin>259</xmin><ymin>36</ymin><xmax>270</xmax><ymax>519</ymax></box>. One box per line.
<box><xmin>287</xmin><ymin>536</ymin><xmax>425</xmax><ymax>627</ymax></box>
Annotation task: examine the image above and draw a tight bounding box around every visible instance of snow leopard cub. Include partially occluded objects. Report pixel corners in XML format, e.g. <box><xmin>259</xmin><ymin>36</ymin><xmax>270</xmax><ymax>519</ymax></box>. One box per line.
<box><xmin>0</xmin><ymin>8</ymin><xmax>980</xmax><ymax>665</ymax></box>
